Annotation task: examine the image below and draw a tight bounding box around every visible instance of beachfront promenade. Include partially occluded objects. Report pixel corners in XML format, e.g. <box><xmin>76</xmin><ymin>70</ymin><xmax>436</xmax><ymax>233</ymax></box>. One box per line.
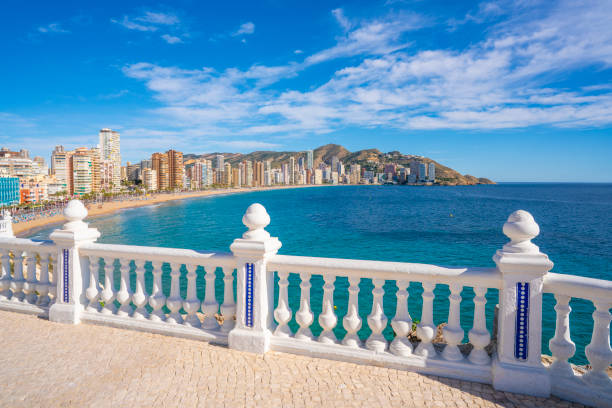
<box><xmin>0</xmin><ymin>201</ymin><xmax>610</xmax><ymax>407</ymax></box>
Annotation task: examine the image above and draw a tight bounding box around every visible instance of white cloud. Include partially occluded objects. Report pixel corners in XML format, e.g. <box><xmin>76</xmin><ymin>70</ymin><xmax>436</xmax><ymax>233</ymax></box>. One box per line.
<box><xmin>332</xmin><ymin>8</ymin><xmax>352</xmax><ymax>32</ymax></box>
<box><xmin>294</xmin><ymin>49</ymin><xmax>304</xmax><ymax>54</ymax></box>
<box><xmin>111</xmin><ymin>11</ymin><xmax>180</xmax><ymax>32</ymax></box>
<box><xmin>232</xmin><ymin>22</ymin><xmax>255</xmax><ymax>36</ymax></box>
<box><xmin>123</xmin><ymin>1</ymin><xmax>612</xmax><ymax>139</ymax></box>
<box><xmin>161</xmin><ymin>34</ymin><xmax>183</xmax><ymax>44</ymax></box>
<box><xmin>37</xmin><ymin>23</ymin><xmax>69</xmax><ymax>34</ymax></box>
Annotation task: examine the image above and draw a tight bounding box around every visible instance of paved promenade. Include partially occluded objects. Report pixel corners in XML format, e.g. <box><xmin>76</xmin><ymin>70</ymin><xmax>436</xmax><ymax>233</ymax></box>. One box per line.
<box><xmin>0</xmin><ymin>311</ymin><xmax>581</xmax><ymax>407</ymax></box>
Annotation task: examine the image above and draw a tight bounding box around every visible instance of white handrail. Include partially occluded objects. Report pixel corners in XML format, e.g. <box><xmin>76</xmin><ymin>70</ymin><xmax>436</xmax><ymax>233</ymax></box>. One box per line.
<box><xmin>0</xmin><ymin>237</ymin><xmax>57</xmax><ymax>254</ymax></box>
<box><xmin>79</xmin><ymin>242</ymin><xmax>236</xmax><ymax>269</ymax></box>
<box><xmin>267</xmin><ymin>254</ymin><xmax>502</xmax><ymax>288</ymax></box>
<box><xmin>543</xmin><ymin>272</ymin><xmax>612</xmax><ymax>302</ymax></box>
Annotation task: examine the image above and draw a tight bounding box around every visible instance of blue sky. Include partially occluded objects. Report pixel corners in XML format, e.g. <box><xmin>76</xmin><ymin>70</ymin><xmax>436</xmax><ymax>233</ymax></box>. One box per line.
<box><xmin>1</xmin><ymin>0</ymin><xmax>611</xmax><ymax>181</ymax></box>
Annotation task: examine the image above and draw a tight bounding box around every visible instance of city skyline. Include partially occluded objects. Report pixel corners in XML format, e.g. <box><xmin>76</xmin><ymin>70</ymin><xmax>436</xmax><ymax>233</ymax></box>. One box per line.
<box><xmin>1</xmin><ymin>1</ymin><xmax>612</xmax><ymax>182</ymax></box>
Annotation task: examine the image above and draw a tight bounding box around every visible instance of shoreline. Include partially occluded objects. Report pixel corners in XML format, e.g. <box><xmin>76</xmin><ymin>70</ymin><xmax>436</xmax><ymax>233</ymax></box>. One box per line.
<box><xmin>14</xmin><ymin>184</ymin><xmax>331</xmax><ymax>238</ymax></box>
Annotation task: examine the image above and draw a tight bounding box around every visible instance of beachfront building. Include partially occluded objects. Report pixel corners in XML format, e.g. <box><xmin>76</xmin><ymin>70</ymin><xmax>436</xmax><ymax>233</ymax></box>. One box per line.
<box><xmin>419</xmin><ymin>162</ymin><xmax>427</xmax><ymax>182</ymax></box>
<box><xmin>19</xmin><ymin>179</ymin><xmax>47</xmax><ymax>204</ymax></box>
<box><xmin>428</xmin><ymin>163</ymin><xmax>436</xmax><ymax>182</ymax></box>
<box><xmin>98</xmin><ymin>128</ymin><xmax>121</xmax><ymax>192</ymax></box>
<box><xmin>51</xmin><ymin>145</ymin><xmax>72</xmax><ymax>193</ymax></box>
<box><xmin>151</xmin><ymin>152</ymin><xmax>170</xmax><ymax>190</ymax></box>
<box><xmin>143</xmin><ymin>168</ymin><xmax>157</xmax><ymax>191</ymax></box>
<box><xmin>72</xmin><ymin>148</ymin><xmax>94</xmax><ymax>196</ymax></box>
<box><xmin>231</xmin><ymin>167</ymin><xmax>241</xmax><ymax>187</ymax></box>
<box><xmin>0</xmin><ymin>177</ymin><xmax>19</xmax><ymax>206</ymax></box>
<box><xmin>349</xmin><ymin>164</ymin><xmax>361</xmax><ymax>184</ymax></box>
<box><xmin>0</xmin><ymin>148</ymin><xmax>47</xmax><ymax>180</ymax></box>
<box><xmin>167</xmin><ymin>150</ymin><xmax>184</xmax><ymax>190</ymax></box>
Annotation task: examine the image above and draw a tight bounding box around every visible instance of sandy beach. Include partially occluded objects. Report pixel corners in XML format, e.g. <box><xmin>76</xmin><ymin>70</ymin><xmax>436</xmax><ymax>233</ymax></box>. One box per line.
<box><xmin>13</xmin><ymin>184</ymin><xmax>328</xmax><ymax>237</ymax></box>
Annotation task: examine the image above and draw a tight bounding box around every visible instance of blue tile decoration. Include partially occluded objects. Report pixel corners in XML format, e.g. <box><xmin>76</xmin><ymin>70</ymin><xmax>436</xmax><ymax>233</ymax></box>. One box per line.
<box><xmin>515</xmin><ymin>282</ymin><xmax>529</xmax><ymax>360</ymax></box>
<box><xmin>245</xmin><ymin>263</ymin><xmax>254</xmax><ymax>327</ymax></box>
<box><xmin>62</xmin><ymin>249</ymin><xmax>70</xmax><ymax>303</ymax></box>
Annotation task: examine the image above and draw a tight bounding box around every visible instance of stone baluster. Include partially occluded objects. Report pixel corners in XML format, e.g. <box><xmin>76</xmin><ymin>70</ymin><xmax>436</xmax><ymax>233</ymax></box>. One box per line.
<box><xmin>273</xmin><ymin>270</ymin><xmax>292</xmax><ymax>336</ymax></box>
<box><xmin>36</xmin><ymin>254</ymin><xmax>51</xmax><ymax>306</ymax></box>
<box><xmin>10</xmin><ymin>250</ymin><xmax>25</xmax><ymax>302</ymax></box>
<box><xmin>132</xmin><ymin>260</ymin><xmax>148</xmax><ymax>319</ymax></box>
<box><xmin>100</xmin><ymin>257</ymin><xmax>117</xmax><ymax>314</ymax></box>
<box><xmin>220</xmin><ymin>267</ymin><xmax>236</xmax><ymax>333</ymax></box>
<box><xmin>342</xmin><ymin>276</ymin><xmax>362</xmax><ymax>348</ymax></box>
<box><xmin>202</xmin><ymin>266</ymin><xmax>220</xmax><ymax>330</ymax></box>
<box><xmin>583</xmin><ymin>299</ymin><xmax>612</xmax><ymax>388</ymax></box>
<box><xmin>442</xmin><ymin>283</ymin><xmax>464</xmax><ymax>361</ymax></box>
<box><xmin>85</xmin><ymin>256</ymin><xmax>100</xmax><ymax>312</ymax></box>
<box><xmin>468</xmin><ymin>286</ymin><xmax>491</xmax><ymax>365</ymax></box>
<box><xmin>390</xmin><ymin>280</ymin><xmax>412</xmax><ymax>356</ymax></box>
<box><xmin>165</xmin><ymin>262</ymin><xmax>183</xmax><ymax>324</ymax></box>
<box><xmin>318</xmin><ymin>274</ymin><xmax>337</xmax><ymax>344</ymax></box>
<box><xmin>366</xmin><ymin>278</ymin><xmax>388</xmax><ymax>352</ymax></box>
<box><xmin>0</xmin><ymin>249</ymin><xmax>12</xmax><ymax>300</ymax></box>
<box><xmin>116</xmin><ymin>259</ymin><xmax>133</xmax><ymax>317</ymax></box>
<box><xmin>295</xmin><ymin>272</ymin><xmax>314</xmax><ymax>340</ymax></box>
<box><xmin>415</xmin><ymin>281</ymin><xmax>436</xmax><ymax>357</ymax></box>
<box><xmin>24</xmin><ymin>252</ymin><xmax>38</xmax><ymax>304</ymax></box>
<box><xmin>148</xmin><ymin>261</ymin><xmax>166</xmax><ymax>321</ymax></box>
<box><xmin>183</xmin><ymin>264</ymin><xmax>200</xmax><ymax>327</ymax></box>
<box><xmin>47</xmin><ymin>255</ymin><xmax>55</xmax><ymax>303</ymax></box>
<box><xmin>548</xmin><ymin>294</ymin><xmax>575</xmax><ymax>377</ymax></box>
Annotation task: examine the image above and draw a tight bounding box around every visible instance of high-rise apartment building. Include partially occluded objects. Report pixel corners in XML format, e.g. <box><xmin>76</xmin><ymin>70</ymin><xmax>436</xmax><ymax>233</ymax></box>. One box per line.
<box><xmin>167</xmin><ymin>150</ymin><xmax>184</xmax><ymax>189</ymax></box>
<box><xmin>216</xmin><ymin>154</ymin><xmax>224</xmax><ymax>171</ymax></box>
<box><xmin>289</xmin><ymin>157</ymin><xmax>295</xmax><ymax>184</ymax></box>
<box><xmin>223</xmin><ymin>163</ymin><xmax>232</xmax><ymax>186</ymax></box>
<box><xmin>306</xmin><ymin>150</ymin><xmax>314</xmax><ymax>170</ymax></box>
<box><xmin>151</xmin><ymin>152</ymin><xmax>169</xmax><ymax>190</ymax></box>
<box><xmin>143</xmin><ymin>168</ymin><xmax>157</xmax><ymax>191</ymax></box>
<box><xmin>428</xmin><ymin>163</ymin><xmax>436</xmax><ymax>182</ymax></box>
<box><xmin>419</xmin><ymin>163</ymin><xmax>427</xmax><ymax>182</ymax></box>
<box><xmin>254</xmin><ymin>161</ymin><xmax>264</xmax><ymax>186</ymax></box>
<box><xmin>72</xmin><ymin>148</ymin><xmax>94</xmax><ymax>196</ymax></box>
<box><xmin>99</xmin><ymin>128</ymin><xmax>121</xmax><ymax>192</ymax></box>
<box><xmin>0</xmin><ymin>177</ymin><xmax>19</xmax><ymax>206</ymax></box>
<box><xmin>232</xmin><ymin>167</ymin><xmax>241</xmax><ymax>187</ymax></box>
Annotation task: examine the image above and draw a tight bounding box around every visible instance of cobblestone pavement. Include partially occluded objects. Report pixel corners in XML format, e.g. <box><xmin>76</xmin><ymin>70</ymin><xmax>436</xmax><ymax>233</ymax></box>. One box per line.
<box><xmin>0</xmin><ymin>311</ymin><xmax>584</xmax><ymax>408</ymax></box>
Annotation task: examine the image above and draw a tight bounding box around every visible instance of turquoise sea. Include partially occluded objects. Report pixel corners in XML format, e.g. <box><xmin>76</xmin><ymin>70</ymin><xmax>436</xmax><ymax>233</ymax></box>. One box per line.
<box><xmin>31</xmin><ymin>183</ymin><xmax>612</xmax><ymax>364</ymax></box>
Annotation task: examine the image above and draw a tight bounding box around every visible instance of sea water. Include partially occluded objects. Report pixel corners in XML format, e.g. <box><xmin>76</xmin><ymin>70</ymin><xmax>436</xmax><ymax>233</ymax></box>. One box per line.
<box><xmin>30</xmin><ymin>183</ymin><xmax>612</xmax><ymax>364</ymax></box>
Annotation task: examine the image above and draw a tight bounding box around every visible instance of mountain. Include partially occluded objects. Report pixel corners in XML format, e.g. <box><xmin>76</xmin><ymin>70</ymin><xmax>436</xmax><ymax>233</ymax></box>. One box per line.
<box><xmin>185</xmin><ymin>144</ymin><xmax>494</xmax><ymax>185</ymax></box>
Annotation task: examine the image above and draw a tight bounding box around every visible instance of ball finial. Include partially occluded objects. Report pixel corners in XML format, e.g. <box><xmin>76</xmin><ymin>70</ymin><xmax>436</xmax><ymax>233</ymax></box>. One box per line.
<box><xmin>502</xmin><ymin>210</ymin><xmax>540</xmax><ymax>253</ymax></box>
<box><xmin>242</xmin><ymin>203</ymin><xmax>271</xmax><ymax>240</ymax></box>
<box><xmin>63</xmin><ymin>199</ymin><xmax>89</xmax><ymax>231</ymax></box>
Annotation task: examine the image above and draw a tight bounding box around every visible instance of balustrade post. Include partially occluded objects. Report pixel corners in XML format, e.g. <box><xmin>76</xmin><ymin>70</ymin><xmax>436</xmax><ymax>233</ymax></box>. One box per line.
<box><xmin>49</xmin><ymin>200</ymin><xmax>100</xmax><ymax>324</ymax></box>
<box><xmin>0</xmin><ymin>209</ymin><xmax>14</xmax><ymax>238</ymax></box>
<box><xmin>492</xmin><ymin>210</ymin><xmax>553</xmax><ymax>397</ymax></box>
<box><xmin>229</xmin><ymin>203</ymin><xmax>281</xmax><ymax>354</ymax></box>
<box><xmin>0</xmin><ymin>211</ymin><xmax>15</xmax><ymax>301</ymax></box>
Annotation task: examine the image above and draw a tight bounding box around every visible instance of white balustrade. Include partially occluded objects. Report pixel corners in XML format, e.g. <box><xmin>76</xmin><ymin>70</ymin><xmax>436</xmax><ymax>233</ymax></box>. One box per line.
<box><xmin>2</xmin><ymin>201</ymin><xmax>611</xmax><ymax>408</ymax></box>
<box><xmin>165</xmin><ymin>262</ymin><xmax>183</xmax><ymax>324</ymax></box>
<box><xmin>295</xmin><ymin>272</ymin><xmax>314</xmax><ymax>340</ymax></box>
<box><xmin>85</xmin><ymin>256</ymin><xmax>100</xmax><ymax>312</ymax></box>
<box><xmin>318</xmin><ymin>274</ymin><xmax>337</xmax><ymax>344</ymax></box>
<box><xmin>219</xmin><ymin>267</ymin><xmax>235</xmax><ymax>332</ymax></box>
<box><xmin>148</xmin><ymin>261</ymin><xmax>166</xmax><ymax>321</ymax></box>
<box><xmin>24</xmin><ymin>253</ymin><xmax>38</xmax><ymax>304</ymax></box>
<box><xmin>442</xmin><ymin>283</ymin><xmax>464</xmax><ymax>361</ymax></box>
<box><xmin>273</xmin><ymin>270</ymin><xmax>292</xmax><ymax>336</ymax></box>
<box><xmin>132</xmin><ymin>260</ymin><xmax>148</xmax><ymax>319</ymax></box>
<box><xmin>342</xmin><ymin>276</ymin><xmax>362</xmax><ymax>348</ymax></box>
<box><xmin>36</xmin><ymin>254</ymin><xmax>51</xmax><ymax>306</ymax></box>
<box><xmin>548</xmin><ymin>294</ymin><xmax>575</xmax><ymax>377</ymax></box>
<box><xmin>468</xmin><ymin>286</ymin><xmax>491</xmax><ymax>365</ymax></box>
<box><xmin>390</xmin><ymin>280</ymin><xmax>412</xmax><ymax>356</ymax></box>
<box><xmin>116</xmin><ymin>259</ymin><xmax>132</xmax><ymax>317</ymax></box>
<box><xmin>415</xmin><ymin>282</ymin><xmax>436</xmax><ymax>358</ymax></box>
<box><xmin>0</xmin><ymin>249</ymin><xmax>11</xmax><ymax>300</ymax></box>
<box><xmin>583</xmin><ymin>300</ymin><xmax>612</xmax><ymax>388</ymax></box>
<box><xmin>201</xmin><ymin>266</ymin><xmax>219</xmax><ymax>330</ymax></box>
<box><xmin>10</xmin><ymin>251</ymin><xmax>25</xmax><ymax>302</ymax></box>
<box><xmin>366</xmin><ymin>278</ymin><xmax>388</xmax><ymax>352</ymax></box>
<box><xmin>183</xmin><ymin>264</ymin><xmax>201</xmax><ymax>327</ymax></box>
<box><xmin>100</xmin><ymin>257</ymin><xmax>117</xmax><ymax>314</ymax></box>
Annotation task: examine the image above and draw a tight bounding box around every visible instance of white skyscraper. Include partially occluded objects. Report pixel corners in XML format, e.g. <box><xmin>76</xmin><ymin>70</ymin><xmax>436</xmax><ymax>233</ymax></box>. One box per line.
<box><xmin>428</xmin><ymin>163</ymin><xmax>436</xmax><ymax>182</ymax></box>
<box><xmin>216</xmin><ymin>154</ymin><xmax>224</xmax><ymax>171</ymax></box>
<box><xmin>306</xmin><ymin>150</ymin><xmax>314</xmax><ymax>170</ymax></box>
<box><xmin>99</xmin><ymin>128</ymin><xmax>121</xmax><ymax>192</ymax></box>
